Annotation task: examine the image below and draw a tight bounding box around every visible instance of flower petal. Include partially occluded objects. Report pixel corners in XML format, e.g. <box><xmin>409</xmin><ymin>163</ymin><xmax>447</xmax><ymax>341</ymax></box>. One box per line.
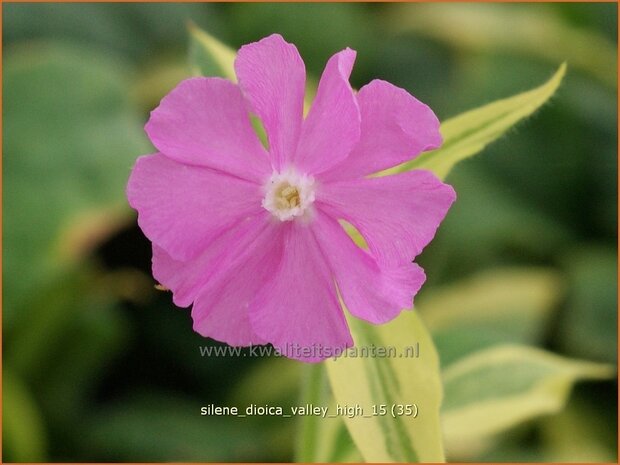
<box><xmin>145</xmin><ymin>77</ymin><xmax>271</xmax><ymax>182</ymax></box>
<box><xmin>321</xmin><ymin>80</ymin><xmax>442</xmax><ymax>181</ymax></box>
<box><xmin>151</xmin><ymin>213</ymin><xmax>264</xmax><ymax>308</ymax></box>
<box><xmin>317</xmin><ymin>170</ymin><xmax>456</xmax><ymax>267</ymax></box>
<box><xmin>235</xmin><ymin>34</ymin><xmax>306</xmax><ymax>171</ymax></box>
<box><xmin>249</xmin><ymin>222</ymin><xmax>353</xmax><ymax>362</ymax></box>
<box><xmin>127</xmin><ymin>153</ymin><xmax>263</xmax><ymax>261</ymax></box>
<box><xmin>152</xmin><ymin>245</ymin><xmax>197</xmax><ymax>308</ymax></box>
<box><xmin>294</xmin><ymin>48</ymin><xmax>360</xmax><ymax>174</ymax></box>
<box><xmin>313</xmin><ymin>211</ymin><xmax>426</xmax><ymax>324</ymax></box>
<box><xmin>191</xmin><ymin>213</ymin><xmax>285</xmax><ymax>347</ymax></box>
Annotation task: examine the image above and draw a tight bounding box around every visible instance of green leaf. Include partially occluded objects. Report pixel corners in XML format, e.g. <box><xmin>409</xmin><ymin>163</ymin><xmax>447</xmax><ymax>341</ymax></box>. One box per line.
<box><xmin>441</xmin><ymin>344</ymin><xmax>614</xmax><ymax>448</ymax></box>
<box><xmin>325</xmin><ymin>310</ymin><xmax>444</xmax><ymax>462</ymax></box>
<box><xmin>3</xmin><ymin>368</ymin><xmax>47</xmax><ymax>462</ymax></box>
<box><xmin>380</xmin><ymin>63</ymin><xmax>566</xmax><ymax>180</ymax></box>
<box><xmin>417</xmin><ymin>267</ymin><xmax>563</xmax><ymax>366</ymax></box>
<box><xmin>188</xmin><ymin>22</ymin><xmax>237</xmax><ymax>80</ymax></box>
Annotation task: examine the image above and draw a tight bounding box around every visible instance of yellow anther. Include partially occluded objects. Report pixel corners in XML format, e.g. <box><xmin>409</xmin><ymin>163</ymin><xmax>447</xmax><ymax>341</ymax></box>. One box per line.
<box><xmin>276</xmin><ymin>184</ymin><xmax>300</xmax><ymax>208</ymax></box>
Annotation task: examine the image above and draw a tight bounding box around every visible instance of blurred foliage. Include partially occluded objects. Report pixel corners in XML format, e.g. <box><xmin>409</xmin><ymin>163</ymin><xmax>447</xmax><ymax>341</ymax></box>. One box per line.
<box><xmin>386</xmin><ymin>3</ymin><xmax>617</xmax><ymax>88</ymax></box>
<box><xmin>418</xmin><ymin>268</ymin><xmax>563</xmax><ymax>366</ymax></box>
<box><xmin>3</xmin><ymin>2</ymin><xmax>617</xmax><ymax>463</ymax></box>
<box><xmin>3</xmin><ymin>368</ymin><xmax>47</xmax><ymax>461</ymax></box>
<box><xmin>3</xmin><ymin>43</ymin><xmax>149</xmax><ymax>326</ymax></box>
<box><xmin>540</xmin><ymin>397</ymin><xmax>617</xmax><ymax>462</ymax></box>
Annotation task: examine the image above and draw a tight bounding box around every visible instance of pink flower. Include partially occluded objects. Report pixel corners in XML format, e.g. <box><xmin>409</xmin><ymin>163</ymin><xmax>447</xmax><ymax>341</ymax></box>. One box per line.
<box><xmin>127</xmin><ymin>34</ymin><xmax>456</xmax><ymax>362</ymax></box>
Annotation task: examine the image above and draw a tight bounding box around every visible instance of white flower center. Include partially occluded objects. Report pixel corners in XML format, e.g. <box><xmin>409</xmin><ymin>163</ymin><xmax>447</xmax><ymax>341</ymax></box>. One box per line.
<box><xmin>262</xmin><ymin>169</ymin><xmax>316</xmax><ymax>221</ymax></box>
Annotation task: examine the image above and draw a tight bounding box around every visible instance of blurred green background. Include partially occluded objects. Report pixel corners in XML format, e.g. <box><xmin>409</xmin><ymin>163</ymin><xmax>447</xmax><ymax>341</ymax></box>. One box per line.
<box><xmin>3</xmin><ymin>3</ymin><xmax>617</xmax><ymax>462</ymax></box>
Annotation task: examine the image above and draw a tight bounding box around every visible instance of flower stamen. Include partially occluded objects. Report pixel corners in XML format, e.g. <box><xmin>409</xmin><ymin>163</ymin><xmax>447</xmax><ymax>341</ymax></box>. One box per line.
<box><xmin>263</xmin><ymin>169</ymin><xmax>315</xmax><ymax>221</ymax></box>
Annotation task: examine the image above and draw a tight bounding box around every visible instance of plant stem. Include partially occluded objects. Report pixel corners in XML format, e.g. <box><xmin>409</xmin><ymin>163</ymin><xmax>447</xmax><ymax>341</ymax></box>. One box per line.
<box><xmin>294</xmin><ymin>362</ymin><xmax>326</xmax><ymax>462</ymax></box>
